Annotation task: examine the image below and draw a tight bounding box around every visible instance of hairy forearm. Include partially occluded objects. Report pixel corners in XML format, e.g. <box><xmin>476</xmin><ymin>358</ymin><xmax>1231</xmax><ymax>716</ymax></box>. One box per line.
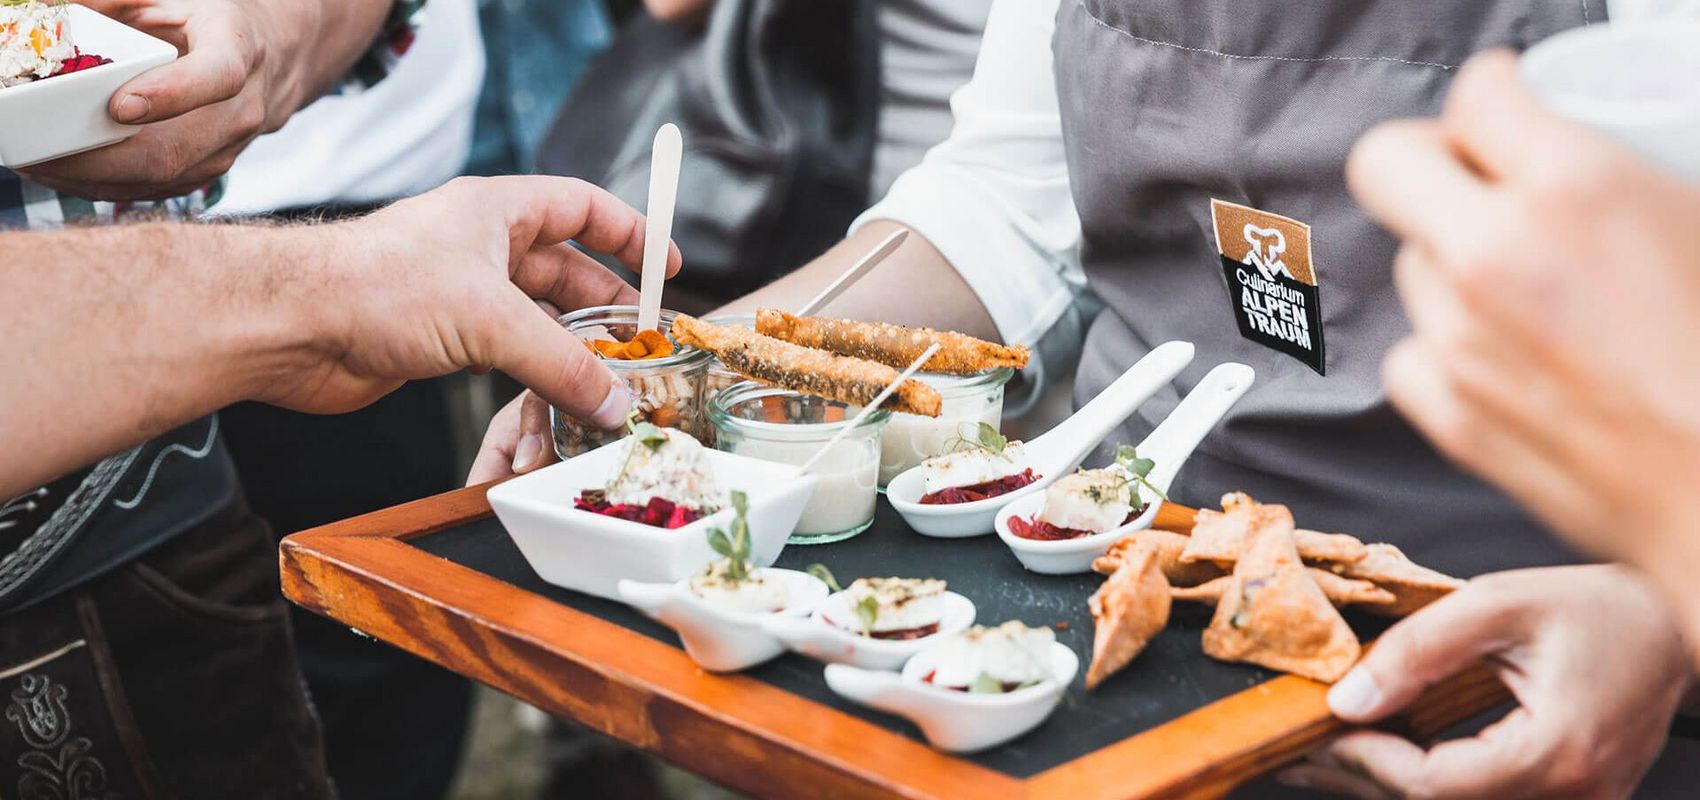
<box><xmin>0</xmin><ymin>222</ymin><xmax>344</xmax><ymax>496</ymax></box>
<box><xmin>716</xmin><ymin>220</ymin><xmax>1001</xmax><ymax>341</ymax></box>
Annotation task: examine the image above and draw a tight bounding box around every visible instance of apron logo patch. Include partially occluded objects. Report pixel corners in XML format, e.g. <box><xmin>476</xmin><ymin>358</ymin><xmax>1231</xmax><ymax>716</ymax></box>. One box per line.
<box><xmin>1210</xmin><ymin>199</ymin><xmax>1326</xmax><ymax>374</ymax></box>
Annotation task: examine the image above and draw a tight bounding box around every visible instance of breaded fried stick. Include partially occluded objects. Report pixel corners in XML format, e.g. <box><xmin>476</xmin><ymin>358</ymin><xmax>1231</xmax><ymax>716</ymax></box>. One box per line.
<box><xmin>755</xmin><ymin>309</ymin><xmax>1029</xmax><ymax>376</ymax></box>
<box><xmin>672</xmin><ymin>315</ymin><xmax>943</xmax><ymax>417</ymax></box>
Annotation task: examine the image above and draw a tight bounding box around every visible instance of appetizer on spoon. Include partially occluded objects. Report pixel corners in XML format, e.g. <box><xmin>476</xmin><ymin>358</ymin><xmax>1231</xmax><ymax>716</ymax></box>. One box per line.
<box><xmin>762</xmin><ymin>569</ymin><xmax>977</xmax><ymax>670</ymax></box>
<box><xmin>824</xmin><ymin>621</ymin><xmax>1077</xmax><ymax>753</ymax></box>
<box><xmin>618</xmin><ymin>491</ymin><xmax>830</xmax><ymax>672</ymax></box>
<box><xmin>994</xmin><ymin>362</ymin><xmax>1254</xmax><ymax>574</ymax></box>
<box><xmin>885</xmin><ymin>341</ymin><xmax>1197</xmax><ymax>538</ymax></box>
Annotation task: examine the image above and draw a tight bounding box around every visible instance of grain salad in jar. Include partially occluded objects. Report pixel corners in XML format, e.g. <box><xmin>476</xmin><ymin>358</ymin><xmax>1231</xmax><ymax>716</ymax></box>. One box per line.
<box><xmin>550</xmin><ymin>306</ymin><xmax>713</xmax><ymax>459</ymax></box>
<box><xmin>696</xmin><ymin>312</ymin><xmax>756</xmax><ymax>447</ymax></box>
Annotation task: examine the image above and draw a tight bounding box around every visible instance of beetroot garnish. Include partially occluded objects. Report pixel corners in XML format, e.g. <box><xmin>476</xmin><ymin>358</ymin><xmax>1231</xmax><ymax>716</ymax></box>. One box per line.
<box><xmin>918</xmin><ymin>469</ymin><xmax>1039</xmax><ymax>505</ymax></box>
<box><xmin>1007</xmin><ymin>511</ymin><xmax>1140</xmax><ymax>541</ymax></box>
<box><xmin>869</xmin><ymin>622</ymin><xmax>941</xmax><ymax>641</ymax></box>
<box><xmin>573</xmin><ymin>492</ymin><xmax>703</xmax><ymax>529</ymax></box>
<box><xmin>51</xmin><ymin>49</ymin><xmax>112</xmax><ymax>78</ymax></box>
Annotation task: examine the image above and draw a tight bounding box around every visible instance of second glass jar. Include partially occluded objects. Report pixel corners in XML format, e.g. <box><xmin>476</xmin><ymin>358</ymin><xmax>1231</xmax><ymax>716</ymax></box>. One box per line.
<box><xmin>708</xmin><ymin>381</ymin><xmax>888</xmax><ymax>544</ymax></box>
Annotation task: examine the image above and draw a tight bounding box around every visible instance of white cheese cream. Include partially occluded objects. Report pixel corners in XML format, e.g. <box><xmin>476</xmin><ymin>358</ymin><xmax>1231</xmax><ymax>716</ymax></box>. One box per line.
<box><xmin>605</xmin><ymin>428</ymin><xmax>726</xmax><ymax>512</ymax></box>
<box><xmin>840</xmin><ymin>577</ymin><xmax>947</xmax><ymax>634</ymax></box>
<box><xmin>0</xmin><ymin>1</ymin><xmax>76</xmax><ymax>88</ymax></box>
<box><xmin>689</xmin><ymin>562</ymin><xmax>790</xmax><ymax>615</ymax></box>
<box><xmin>926</xmin><ymin>621</ymin><xmax>1055</xmax><ymax>690</ymax></box>
<box><xmin>920</xmin><ymin>442</ymin><xmax>1027</xmax><ymax>496</ymax></box>
<box><xmin>1033</xmin><ymin>467</ymin><xmax>1135</xmax><ymax>533</ymax></box>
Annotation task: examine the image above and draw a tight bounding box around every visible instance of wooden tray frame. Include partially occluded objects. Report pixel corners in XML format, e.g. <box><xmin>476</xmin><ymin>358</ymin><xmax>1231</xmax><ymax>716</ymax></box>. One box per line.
<box><xmin>280</xmin><ymin>485</ymin><xmax>1506</xmax><ymax>800</ymax></box>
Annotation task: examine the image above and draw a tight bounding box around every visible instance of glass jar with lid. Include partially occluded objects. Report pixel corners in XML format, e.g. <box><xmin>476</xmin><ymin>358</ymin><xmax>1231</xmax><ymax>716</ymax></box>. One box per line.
<box><xmin>708</xmin><ymin>381</ymin><xmax>889</xmax><ymax>544</ymax></box>
<box><xmin>549</xmin><ymin>305</ymin><xmax>714</xmax><ymax>459</ymax></box>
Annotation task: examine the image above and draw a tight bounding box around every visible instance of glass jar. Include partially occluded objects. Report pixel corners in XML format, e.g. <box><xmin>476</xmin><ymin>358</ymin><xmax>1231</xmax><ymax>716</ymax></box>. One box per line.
<box><xmin>709</xmin><ymin>382</ymin><xmax>889</xmax><ymax>545</ymax></box>
<box><xmin>697</xmin><ymin>312</ymin><xmax>756</xmax><ymax>448</ymax></box>
<box><xmin>877</xmin><ymin>368</ymin><xmax>1015</xmax><ymax>485</ymax></box>
<box><xmin>550</xmin><ymin>306</ymin><xmax>714</xmax><ymax>459</ymax></box>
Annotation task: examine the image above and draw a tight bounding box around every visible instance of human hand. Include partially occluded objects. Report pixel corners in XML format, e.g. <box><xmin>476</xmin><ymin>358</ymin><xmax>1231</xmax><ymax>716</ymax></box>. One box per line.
<box><xmin>17</xmin><ymin>0</ymin><xmax>386</xmax><ymax>200</ymax></box>
<box><xmin>467</xmin><ymin>391</ymin><xmax>558</xmax><ymax>485</ymax></box>
<box><xmin>1348</xmin><ymin>52</ymin><xmax>1700</xmax><ymax>605</ymax></box>
<box><xmin>260</xmin><ymin>176</ymin><xmax>674</xmax><ymax>432</ymax></box>
<box><xmin>1279</xmin><ymin>565</ymin><xmax>1690</xmax><ymax>799</ymax></box>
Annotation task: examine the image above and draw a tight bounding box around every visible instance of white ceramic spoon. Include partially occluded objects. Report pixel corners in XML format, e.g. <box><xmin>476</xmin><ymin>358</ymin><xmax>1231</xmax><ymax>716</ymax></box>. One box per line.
<box><xmin>823</xmin><ymin>639</ymin><xmax>1078</xmax><ymax>753</ymax></box>
<box><xmin>886</xmin><ymin>341</ymin><xmax>1195</xmax><ymax>538</ymax></box>
<box><xmin>761</xmin><ymin>590</ymin><xmax>976</xmax><ymax>670</ymax></box>
<box><xmin>994</xmin><ymin>362</ymin><xmax>1255</xmax><ymax>574</ymax></box>
<box><xmin>617</xmin><ymin>568</ymin><xmax>829</xmax><ymax>672</ymax></box>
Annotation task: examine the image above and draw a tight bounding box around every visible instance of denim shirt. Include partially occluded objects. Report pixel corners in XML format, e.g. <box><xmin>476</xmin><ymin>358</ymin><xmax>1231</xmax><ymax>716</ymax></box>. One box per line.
<box><xmin>467</xmin><ymin>0</ymin><xmax>612</xmax><ymax>175</ymax></box>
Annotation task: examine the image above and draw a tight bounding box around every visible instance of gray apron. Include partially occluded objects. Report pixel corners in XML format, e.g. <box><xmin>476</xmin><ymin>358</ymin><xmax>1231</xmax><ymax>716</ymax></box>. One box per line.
<box><xmin>1055</xmin><ymin>0</ymin><xmax>1594</xmax><ymax>579</ymax></box>
<box><xmin>1053</xmin><ymin>5</ymin><xmax>1700</xmax><ymax>794</ymax></box>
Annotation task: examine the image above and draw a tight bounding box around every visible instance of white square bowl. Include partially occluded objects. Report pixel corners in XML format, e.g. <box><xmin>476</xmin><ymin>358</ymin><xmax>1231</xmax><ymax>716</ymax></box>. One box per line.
<box><xmin>488</xmin><ymin>438</ymin><xmax>819</xmax><ymax>600</ymax></box>
<box><xmin>0</xmin><ymin>5</ymin><xmax>178</xmax><ymax>168</ymax></box>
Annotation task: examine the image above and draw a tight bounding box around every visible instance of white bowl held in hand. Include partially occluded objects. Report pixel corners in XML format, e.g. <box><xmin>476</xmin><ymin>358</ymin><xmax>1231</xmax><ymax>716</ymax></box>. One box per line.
<box><xmin>887</xmin><ymin>341</ymin><xmax>1195</xmax><ymax>538</ymax></box>
<box><xmin>489</xmin><ymin>439</ymin><xmax>817</xmax><ymax>600</ymax></box>
<box><xmin>995</xmin><ymin>362</ymin><xmax>1254</xmax><ymax>575</ymax></box>
<box><xmin>618</xmin><ymin>568</ymin><xmax>829</xmax><ymax>672</ymax></box>
<box><xmin>0</xmin><ymin>5</ymin><xmax>177</xmax><ymax>168</ymax></box>
<box><xmin>761</xmin><ymin>590</ymin><xmax>976</xmax><ymax>670</ymax></box>
<box><xmin>823</xmin><ymin>639</ymin><xmax>1078</xmax><ymax>753</ymax></box>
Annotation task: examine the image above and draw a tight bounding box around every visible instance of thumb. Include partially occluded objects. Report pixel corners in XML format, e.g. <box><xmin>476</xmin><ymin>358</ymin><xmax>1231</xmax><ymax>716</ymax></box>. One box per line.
<box><xmin>490</xmin><ymin>293</ymin><xmax>634</xmax><ymax>431</ymax></box>
<box><xmin>109</xmin><ymin>6</ymin><xmax>246</xmax><ymax>124</ymax></box>
<box><xmin>1327</xmin><ymin>580</ymin><xmax>1513</xmax><ymax>722</ymax></box>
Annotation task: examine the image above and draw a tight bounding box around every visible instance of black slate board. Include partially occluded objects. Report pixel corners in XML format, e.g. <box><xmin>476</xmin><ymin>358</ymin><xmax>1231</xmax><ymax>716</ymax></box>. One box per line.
<box><xmin>413</xmin><ymin>501</ymin><xmax>1387</xmax><ymax>779</ymax></box>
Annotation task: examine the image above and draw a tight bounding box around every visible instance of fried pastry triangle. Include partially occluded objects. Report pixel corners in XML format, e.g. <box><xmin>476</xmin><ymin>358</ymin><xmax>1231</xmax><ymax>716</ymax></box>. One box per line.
<box><xmin>1086</xmin><ymin>542</ymin><xmax>1171</xmax><ymax>689</ymax></box>
<box><xmin>1200</xmin><ymin>502</ymin><xmax>1360</xmax><ymax>683</ymax></box>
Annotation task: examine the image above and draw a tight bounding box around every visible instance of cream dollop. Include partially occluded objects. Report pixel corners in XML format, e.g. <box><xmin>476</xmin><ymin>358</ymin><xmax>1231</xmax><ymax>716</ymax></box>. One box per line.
<box><xmin>688</xmin><ymin>561</ymin><xmax>789</xmax><ymax>615</ymax></box>
<box><xmin>1034</xmin><ymin>467</ymin><xmax>1135</xmax><ymax>533</ymax></box>
<box><xmin>0</xmin><ymin>2</ymin><xmax>76</xmax><ymax>88</ymax></box>
<box><xmin>606</xmin><ymin>428</ymin><xmax>725</xmax><ymax>512</ymax></box>
<box><xmin>926</xmin><ymin>621</ymin><xmax>1055</xmax><ymax>691</ymax></box>
<box><xmin>839</xmin><ymin>577</ymin><xmax>948</xmax><ymax>634</ymax></box>
<box><xmin>920</xmin><ymin>442</ymin><xmax>1026</xmax><ymax>495</ymax></box>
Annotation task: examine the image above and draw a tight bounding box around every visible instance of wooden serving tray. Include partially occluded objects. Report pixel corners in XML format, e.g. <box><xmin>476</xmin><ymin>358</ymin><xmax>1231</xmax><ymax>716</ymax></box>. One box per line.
<box><xmin>279</xmin><ymin>485</ymin><xmax>1505</xmax><ymax>800</ymax></box>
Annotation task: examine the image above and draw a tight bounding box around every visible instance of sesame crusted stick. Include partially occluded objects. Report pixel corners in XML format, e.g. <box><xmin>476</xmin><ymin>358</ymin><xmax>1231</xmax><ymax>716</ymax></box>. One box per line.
<box><xmin>755</xmin><ymin>309</ymin><xmax>1029</xmax><ymax>376</ymax></box>
<box><xmin>672</xmin><ymin>315</ymin><xmax>942</xmax><ymax>417</ymax></box>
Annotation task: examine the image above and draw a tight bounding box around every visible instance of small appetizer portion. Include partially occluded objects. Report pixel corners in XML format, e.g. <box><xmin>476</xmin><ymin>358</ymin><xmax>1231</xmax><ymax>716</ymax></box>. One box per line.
<box><xmin>574</xmin><ymin>415</ymin><xmax>724</xmax><ymax>529</ymax></box>
<box><xmin>587</xmin><ymin>328</ymin><xmax>675</xmax><ymax>360</ymax></box>
<box><xmin>672</xmin><ymin>314</ymin><xmax>943</xmax><ymax>417</ymax></box>
<box><xmin>1200</xmin><ymin>501</ymin><xmax>1360</xmax><ymax>683</ymax></box>
<box><xmin>1322</xmin><ymin>543</ymin><xmax>1464</xmax><ymax>617</ymax></box>
<box><xmin>1092</xmin><ymin>530</ymin><xmax>1224</xmax><ymax>588</ymax></box>
<box><xmin>687</xmin><ymin>491</ymin><xmax>790</xmax><ymax>614</ymax></box>
<box><xmin>918</xmin><ymin>423</ymin><xmax>1036</xmax><ymax>505</ymax></box>
<box><xmin>0</xmin><ymin>0</ymin><xmax>107</xmax><ymax>89</ymax></box>
<box><xmin>835</xmin><ymin>577</ymin><xmax>950</xmax><ymax>640</ymax></box>
<box><xmin>921</xmin><ymin>621</ymin><xmax>1056</xmax><ymax>694</ymax></box>
<box><xmin>1007</xmin><ymin>446</ymin><xmax>1160</xmax><ymax>541</ymax></box>
<box><xmin>1180</xmin><ymin>491</ymin><xmax>1368</xmax><ymax>568</ymax></box>
<box><xmin>1087</xmin><ymin>541</ymin><xmax>1170</xmax><ymax>689</ymax></box>
<box><xmin>1081</xmin><ymin>493</ymin><xmax>1462</xmax><ymax>688</ymax></box>
<box><xmin>755</xmin><ymin>309</ymin><xmax>1030</xmax><ymax>376</ymax></box>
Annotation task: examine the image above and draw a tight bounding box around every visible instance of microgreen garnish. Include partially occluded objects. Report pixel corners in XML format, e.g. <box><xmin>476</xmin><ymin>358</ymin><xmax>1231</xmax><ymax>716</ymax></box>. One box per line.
<box><xmin>854</xmin><ymin>595</ymin><xmax>880</xmax><ymax>635</ymax></box>
<box><xmin>1113</xmin><ymin>444</ymin><xmax>1167</xmax><ymax>503</ymax></box>
<box><xmin>946</xmin><ymin>422</ymin><xmax>1010</xmax><ymax>457</ymax></box>
<box><xmin>705</xmin><ymin>491</ymin><xmax>753</xmax><ymax>581</ymax></box>
<box><xmin>806</xmin><ymin>564</ymin><xmax>843</xmax><ymax>593</ymax></box>
<box><xmin>609</xmin><ymin>410</ymin><xmax>668</xmax><ymax>492</ymax></box>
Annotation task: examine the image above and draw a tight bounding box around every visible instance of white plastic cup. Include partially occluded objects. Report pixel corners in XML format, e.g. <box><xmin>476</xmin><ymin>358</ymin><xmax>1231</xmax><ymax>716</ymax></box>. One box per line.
<box><xmin>1521</xmin><ymin>21</ymin><xmax>1700</xmax><ymax>184</ymax></box>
